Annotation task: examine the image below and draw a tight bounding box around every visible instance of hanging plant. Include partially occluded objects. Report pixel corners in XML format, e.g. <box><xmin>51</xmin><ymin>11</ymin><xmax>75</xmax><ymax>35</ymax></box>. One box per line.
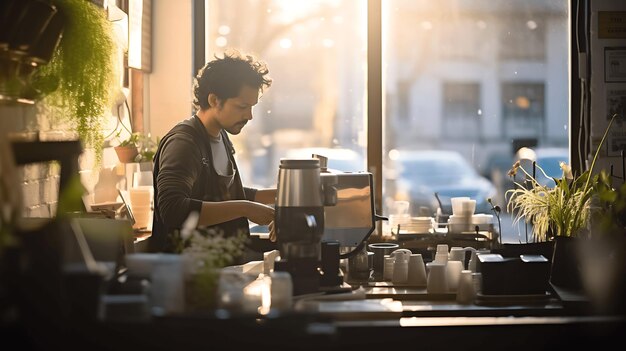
<box><xmin>33</xmin><ymin>0</ymin><xmax>118</xmax><ymax>160</ymax></box>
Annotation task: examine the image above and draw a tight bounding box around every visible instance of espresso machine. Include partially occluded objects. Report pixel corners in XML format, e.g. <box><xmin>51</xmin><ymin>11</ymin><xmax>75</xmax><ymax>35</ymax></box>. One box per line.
<box><xmin>274</xmin><ymin>155</ymin><xmax>385</xmax><ymax>295</ymax></box>
<box><xmin>273</xmin><ymin>158</ymin><xmax>339</xmax><ymax>295</ymax></box>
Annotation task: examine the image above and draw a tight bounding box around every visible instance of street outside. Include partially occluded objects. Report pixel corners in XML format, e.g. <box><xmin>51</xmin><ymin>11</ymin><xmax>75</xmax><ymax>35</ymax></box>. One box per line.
<box><xmin>497</xmin><ymin>212</ymin><xmax>536</xmax><ymax>244</ymax></box>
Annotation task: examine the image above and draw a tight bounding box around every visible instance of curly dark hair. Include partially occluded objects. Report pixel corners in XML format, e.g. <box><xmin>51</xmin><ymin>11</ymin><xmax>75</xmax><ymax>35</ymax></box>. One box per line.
<box><xmin>192</xmin><ymin>49</ymin><xmax>272</xmax><ymax>111</ymax></box>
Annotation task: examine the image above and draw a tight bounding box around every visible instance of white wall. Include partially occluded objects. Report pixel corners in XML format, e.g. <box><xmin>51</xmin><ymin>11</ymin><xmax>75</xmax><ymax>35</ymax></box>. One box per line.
<box><xmin>146</xmin><ymin>0</ymin><xmax>193</xmax><ymax>139</ymax></box>
<box><xmin>589</xmin><ymin>0</ymin><xmax>626</xmax><ymax>179</ymax></box>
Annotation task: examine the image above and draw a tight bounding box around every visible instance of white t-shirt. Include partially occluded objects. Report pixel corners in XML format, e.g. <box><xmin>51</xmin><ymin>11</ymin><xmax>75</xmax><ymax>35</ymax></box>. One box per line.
<box><xmin>209</xmin><ymin>132</ymin><xmax>234</xmax><ymax>178</ymax></box>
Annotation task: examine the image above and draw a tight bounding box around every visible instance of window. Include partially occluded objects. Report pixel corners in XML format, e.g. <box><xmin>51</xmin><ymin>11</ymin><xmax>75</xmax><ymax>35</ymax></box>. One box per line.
<box><xmin>438</xmin><ymin>19</ymin><xmax>485</xmax><ymax>61</ymax></box>
<box><xmin>501</xmin><ymin>82</ymin><xmax>546</xmax><ymax>138</ymax></box>
<box><xmin>201</xmin><ymin>0</ymin><xmax>571</xmax><ymax>241</ymax></box>
<box><xmin>442</xmin><ymin>82</ymin><xmax>481</xmax><ymax>139</ymax></box>
<box><xmin>382</xmin><ymin>0</ymin><xmax>569</xmax><ymax>240</ymax></box>
<box><xmin>203</xmin><ymin>0</ymin><xmax>367</xmax><ymax>188</ymax></box>
<box><xmin>498</xmin><ymin>17</ymin><xmax>547</xmax><ymax>61</ymax></box>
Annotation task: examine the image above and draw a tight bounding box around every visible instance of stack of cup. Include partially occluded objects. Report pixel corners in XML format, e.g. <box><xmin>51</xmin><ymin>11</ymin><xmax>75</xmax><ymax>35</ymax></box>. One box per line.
<box><xmin>407</xmin><ymin>254</ymin><xmax>427</xmax><ymax>286</ymax></box>
<box><xmin>409</xmin><ymin>216</ymin><xmax>435</xmax><ymax>233</ymax></box>
<box><xmin>456</xmin><ymin>270</ymin><xmax>476</xmax><ymax>304</ymax></box>
<box><xmin>426</xmin><ymin>262</ymin><xmax>448</xmax><ymax>294</ymax></box>
<box><xmin>434</xmin><ymin>244</ymin><xmax>449</xmax><ymax>264</ymax></box>
<box><xmin>391</xmin><ymin>249</ymin><xmax>412</xmax><ymax>285</ymax></box>
<box><xmin>389</xmin><ymin>200</ymin><xmax>411</xmax><ymax>234</ymax></box>
<box><xmin>446</xmin><ymin>260</ymin><xmax>464</xmax><ymax>292</ymax></box>
<box><xmin>448</xmin><ymin>197</ymin><xmax>476</xmax><ymax>233</ymax></box>
<box><xmin>129</xmin><ymin>186</ymin><xmax>153</xmax><ymax>229</ymax></box>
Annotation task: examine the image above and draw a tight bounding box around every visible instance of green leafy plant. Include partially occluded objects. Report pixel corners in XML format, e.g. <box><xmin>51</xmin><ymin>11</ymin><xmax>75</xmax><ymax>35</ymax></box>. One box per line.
<box><xmin>506</xmin><ymin>114</ymin><xmax>618</xmax><ymax>241</ymax></box>
<box><xmin>113</xmin><ymin>131</ymin><xmax>159</xmax><ymax>163</ymax></box>
<box><xmin>138</xmin><ymin>134</ymin><xmax>160</xmax><ymax>163</ymax></box>
<box><xmin>594</xmin><ymin>169</ymin><xmax>626</xmax><ymax>236</ymax></box>
<box><xmin>34</xmin><ymin>0</ymin><xmax>118</xmax><ymax>160</ymax></box>
<box><xmin>115</xmin><ymin>130</ymin><xmax>140</xmax><ymax>148</ymax></box>
<box><xmin>174</xmin><ymin>219</ymin><xmax>248</xmax><ymax>311</ymax></box>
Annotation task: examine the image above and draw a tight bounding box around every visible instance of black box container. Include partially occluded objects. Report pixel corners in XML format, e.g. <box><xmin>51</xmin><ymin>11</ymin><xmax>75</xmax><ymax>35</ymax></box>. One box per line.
<box><xmin>478</xmin><ymin>254</ymin><xmax>550</xmax><ymax>295</ymax></box>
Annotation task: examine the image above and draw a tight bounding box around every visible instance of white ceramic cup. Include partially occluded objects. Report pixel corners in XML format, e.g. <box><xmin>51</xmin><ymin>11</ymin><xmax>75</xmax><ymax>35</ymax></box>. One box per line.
<box><xmin>391</xmin><ymin>249</ymin><xmax>412</xmax><ymax>284</ymax></box>
<box><xmin>383</xmin><ymin>256</ymin><xmax>395</xmax><ymax>281</ymax></box>
<box><xmin>449</xmin><ymin>247</ymin><xmax>475</xmax><ymax>269</ymax></box>
<box><xmin>449</xmin><ymin>247</ymin><xmax>466</xmax><ymax>262</ymax></box>
<box><xmin>461</xmin><ymin>199</ymin><xmax>476</xmax><ymax>217</ymax></box>
<box><xmin>456</xmin><ymin>270</ymin><xmax>475</xmax><ymax>304</ymax></box>
<box><xmin>270</xmin><ymin>271</ymin><xmax>293</xmax><ymax>311</ymax></box>
<box><xmin>434</xmin><ymin>251</ymin><xmax>449</xmax><ymax>264</ymax></box>
<box><xmin>407</xmin><ymin>254</ymin><xmax>427</xmax><ymax>286</ymax></box>
<box><xmin>427</xmin><ymin>262</ymin><xmax>448</xmax><ymax>294</ymax></box>
<box><xmin>451</xmin><ymin>197</ymin><xmax>470</xmax><ymax>216</ymax></box>
<box><xmin>446</xmin><ymin>260</ymin><xmax>464</xmax><ymax>292</ymax></box>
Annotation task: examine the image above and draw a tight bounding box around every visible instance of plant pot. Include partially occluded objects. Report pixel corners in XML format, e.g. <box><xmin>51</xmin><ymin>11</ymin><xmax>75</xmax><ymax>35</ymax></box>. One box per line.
<box><xmin>138</xmin><ymin>161</ymin><xmax>154</xmax><ymax>172</ymax></box>
<box><xmin>550</xmin><ymin>236</ymin><xmax>583</xmax><ymax>291</ymax></box>
<box><xmin>114</xmin><ymin>146</ymin><xmax>139</xmax><ymax>163</ymax></box>
<box><xmin>185</xmin><ymin>269</ymin><xmax>219</xmax><ymax>314</ymax></box>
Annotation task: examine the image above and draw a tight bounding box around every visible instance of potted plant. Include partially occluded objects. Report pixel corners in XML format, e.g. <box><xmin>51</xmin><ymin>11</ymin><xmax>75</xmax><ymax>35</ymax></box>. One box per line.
<box><xmin>113</xmin><ymin>131</ymin><xmax>140</xmax><ymax>163</ymax></box>
<box><xmin>32</xmin><ymin>0</ymin><xmax>118</xmax><ymax>162</ymax></box>
<box><xmin>171</xmin><ymin>215</ymin><xmax>248</xmax><ymax>313</ymax></box>
<box><xmin>137</xmin><ymin>134</ymin><xmax>160</xmax><ymax>164</ymax></box>
<box><xmin>505</xmin><ymin>114</ymin><xmax>619</xmax><ymax>292</ymax></box>
<box><xmin>506</xmin><ymin>114</ymin><xmax>619</xmax><ymax>241</ymax></box>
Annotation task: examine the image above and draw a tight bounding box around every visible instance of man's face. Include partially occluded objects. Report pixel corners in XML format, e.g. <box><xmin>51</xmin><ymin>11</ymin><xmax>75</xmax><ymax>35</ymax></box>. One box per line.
<box><xmin>214</xmin><ymin>85</ymin><xmax>259</xmax><ymax>135</ymax></box>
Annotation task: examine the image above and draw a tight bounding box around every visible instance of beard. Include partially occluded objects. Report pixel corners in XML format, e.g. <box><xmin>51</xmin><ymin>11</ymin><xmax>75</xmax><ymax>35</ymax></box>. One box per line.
<box><xmin>226</xmin><ymin>121</ymin><xmax>247</xmax><ymax>134</ymax></box>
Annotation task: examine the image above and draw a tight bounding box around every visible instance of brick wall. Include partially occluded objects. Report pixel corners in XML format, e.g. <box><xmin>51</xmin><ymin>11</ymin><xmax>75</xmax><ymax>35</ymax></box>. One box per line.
<box><xmin>0</xmin><ymin>103</ymin><xmax>91</xmax><ymax>218</ymax></box>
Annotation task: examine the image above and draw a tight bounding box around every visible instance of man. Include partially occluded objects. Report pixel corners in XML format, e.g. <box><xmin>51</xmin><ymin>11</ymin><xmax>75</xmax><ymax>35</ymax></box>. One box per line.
<box><xmin>150</xmin><ymin>50</ymin><xmax>276</xmax><ymax>254</ymax></box>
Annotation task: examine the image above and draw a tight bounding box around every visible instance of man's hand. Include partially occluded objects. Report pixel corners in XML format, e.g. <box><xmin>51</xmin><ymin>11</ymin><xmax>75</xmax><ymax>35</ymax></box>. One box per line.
<box><xmin>246</xmin><ymin>202</ymin><xmax>275</xmax><ymax>226</ymax></box>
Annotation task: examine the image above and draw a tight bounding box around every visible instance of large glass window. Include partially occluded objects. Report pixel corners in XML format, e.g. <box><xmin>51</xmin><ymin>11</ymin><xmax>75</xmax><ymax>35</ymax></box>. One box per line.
<box><xmin>383</xmin><ymin>0</ymin><xmax>569</xmax><ymax>241</ymax></box>
<box><xmin>202</xmin><ymin>0</ymin><xmax>570</xmax><ymax>242</ymax></box>
<box><xmin>204</xmin><ymin>0</ymin><xmax>367</xmax><ymax>188</ymax></box>
<box><xmin>501</xmin><ymin>82</ymin><xmax>546</xmax><ymax>138</ymax></box>
<box><xmin>442</xmin><ymin>82</ymin><xmax>482</xmax><ymax>139</ymax></box>
<box><xmin>499</xmin><ymin>17</ymin><xmax>547</xmax><ymax>61</ymax></box>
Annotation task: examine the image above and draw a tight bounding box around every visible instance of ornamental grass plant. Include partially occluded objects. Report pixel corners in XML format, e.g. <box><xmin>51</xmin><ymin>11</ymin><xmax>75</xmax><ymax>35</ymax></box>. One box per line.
<box><xmin>506</xmin><ymin>114</ymin><xmax>619</xmax><ymax>242</ymax></box>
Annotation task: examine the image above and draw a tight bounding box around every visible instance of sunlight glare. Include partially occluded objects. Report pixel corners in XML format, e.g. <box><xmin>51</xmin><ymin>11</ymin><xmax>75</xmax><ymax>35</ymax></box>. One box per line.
<box><xmin>218</xmin><ymin>25</ymin><xmax>231</xmax><ymax>35</ymax></box>
<box><xmin>279</xmin><ymin>38</ymin><xmax>293</xmax><ymax>49</ymax></box>
<box><xmin>215</xmin><ymin>36</ymin><xmax>227</xmax><ymax>47</ymax></box>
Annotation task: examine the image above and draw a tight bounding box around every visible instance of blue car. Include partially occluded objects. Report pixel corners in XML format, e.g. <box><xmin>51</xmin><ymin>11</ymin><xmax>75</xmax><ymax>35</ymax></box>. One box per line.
<box><xmin>390</xmin><ymin>150</ymin><xmax>498</xmax><ymax>216</ymax></box>
<box><xmin>516</xmin><ymin>147</ymin><xmax>570</xmax><ymax>188</ymax></box>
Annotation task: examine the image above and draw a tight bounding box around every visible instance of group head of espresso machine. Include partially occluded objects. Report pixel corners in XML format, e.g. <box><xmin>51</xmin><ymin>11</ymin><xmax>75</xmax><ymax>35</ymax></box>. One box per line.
<box><xmin>274</xmin><ymin>154</ymin><xmax>385</xmax><ymax>296</ymax></box>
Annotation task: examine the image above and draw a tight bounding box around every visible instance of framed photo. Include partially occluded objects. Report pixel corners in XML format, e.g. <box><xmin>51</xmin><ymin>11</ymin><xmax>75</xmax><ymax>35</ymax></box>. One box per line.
<box><xmin>605</xmin><ymin>47</ymin><xmax>626</xmax><ymax>83</ymax></box>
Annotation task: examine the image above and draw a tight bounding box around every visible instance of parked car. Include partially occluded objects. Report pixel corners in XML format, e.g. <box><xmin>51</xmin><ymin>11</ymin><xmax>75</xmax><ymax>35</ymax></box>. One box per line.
<box><xmin>482</xmin><ymin>147</ymin><xmax>570</xmax><ymax>211</ymax></box>
<box><xmin>389</xmin><ymin>150</ymin><xmax>498</xmax><ymax>216</ymax></box>
<box><xmin>516</xmin><ymin>147</ymin><xmax>570</xmax><ymax>188</ymax></box>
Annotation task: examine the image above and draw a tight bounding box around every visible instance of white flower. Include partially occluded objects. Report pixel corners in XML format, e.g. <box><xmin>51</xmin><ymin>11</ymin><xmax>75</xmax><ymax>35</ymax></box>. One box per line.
<box><xmin>180</xmin><ymin>227</ymin><xmax>247</xmax><ymax>269</ymax></box>
<box><xmin>559</xmin><ymin>161</ymin><xmax>573</xmax><ymax>180</ymax></box>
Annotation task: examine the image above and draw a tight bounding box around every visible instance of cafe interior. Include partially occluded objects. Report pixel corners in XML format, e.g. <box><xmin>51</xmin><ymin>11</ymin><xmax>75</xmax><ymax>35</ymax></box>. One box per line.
<box><xmin>1</xmin><ymin>0</ymin><xmax>626</xmax><ymax>349</ymax></box>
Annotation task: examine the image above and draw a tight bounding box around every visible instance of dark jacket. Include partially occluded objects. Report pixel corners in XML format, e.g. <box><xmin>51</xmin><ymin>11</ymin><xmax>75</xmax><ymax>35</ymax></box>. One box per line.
<box><xmin>149</xmin><ymin>115</ymin><xmax>256</xmax><ymax>253</ymax></box>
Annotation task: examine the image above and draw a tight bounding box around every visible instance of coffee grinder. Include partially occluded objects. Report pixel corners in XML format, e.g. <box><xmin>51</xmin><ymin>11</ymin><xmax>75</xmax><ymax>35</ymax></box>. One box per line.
<box><xmin>273</xmin><ymin>158</ymin><xmax>339</xmax><ymax>296</ymax></box>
